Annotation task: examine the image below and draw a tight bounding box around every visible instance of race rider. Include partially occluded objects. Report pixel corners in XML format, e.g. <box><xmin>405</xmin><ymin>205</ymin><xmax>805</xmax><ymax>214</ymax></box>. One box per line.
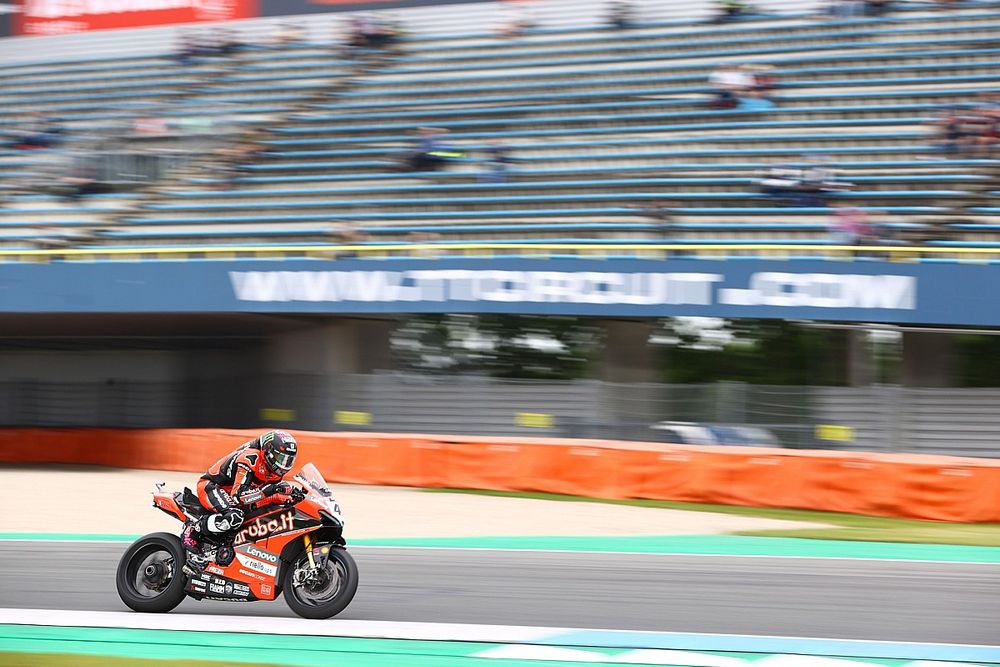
<box><xmin>182</xmin><ymin>430</ymin><xmax>299</xmax><ymax>557</ymax></box>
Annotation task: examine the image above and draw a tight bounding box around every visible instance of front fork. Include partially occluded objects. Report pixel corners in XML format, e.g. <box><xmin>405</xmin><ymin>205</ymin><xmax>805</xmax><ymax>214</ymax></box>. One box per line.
<box><xmin>293</xmin><ymin>532</ymin><xmax>330</xmax><ymax>587</ymax></box>
<box><xmin>303</xmin><ymin>533</ymin><xmax>318</xmax><ymax>569</ymax></box>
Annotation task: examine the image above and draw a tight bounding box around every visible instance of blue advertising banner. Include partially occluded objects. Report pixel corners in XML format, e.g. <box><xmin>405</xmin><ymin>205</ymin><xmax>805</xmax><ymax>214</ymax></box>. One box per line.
<box><xmin>0</xmin><ymin>257</ymin><xmax>996</xmax><ymax>324</ymax></box>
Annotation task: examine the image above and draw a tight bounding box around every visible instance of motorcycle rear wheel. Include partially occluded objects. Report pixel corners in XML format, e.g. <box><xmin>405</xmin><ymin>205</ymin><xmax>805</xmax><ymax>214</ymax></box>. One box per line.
<box><xmin>116</xmin><ymin>532</ymin><xmax>187</xmax><ymax>613</ymax></box>
<box><xmin>283</xmin><ymin>545</ymin><xmax>358</xmax><ymax>619</ymax></box>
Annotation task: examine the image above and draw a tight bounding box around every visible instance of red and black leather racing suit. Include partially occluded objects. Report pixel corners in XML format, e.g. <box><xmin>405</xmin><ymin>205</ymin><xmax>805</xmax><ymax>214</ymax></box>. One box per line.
<box><xmin>198</xmin><ymin>436</ymin><xmax>294</xmax><ymax>517</ymax></box>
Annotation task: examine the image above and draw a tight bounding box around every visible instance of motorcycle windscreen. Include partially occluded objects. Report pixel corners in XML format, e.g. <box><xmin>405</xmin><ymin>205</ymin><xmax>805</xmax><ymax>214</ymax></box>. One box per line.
<box><xmin>297</xmin><ymin>463</ymin><xmax>332</xmax><ymax>496</ymax></box>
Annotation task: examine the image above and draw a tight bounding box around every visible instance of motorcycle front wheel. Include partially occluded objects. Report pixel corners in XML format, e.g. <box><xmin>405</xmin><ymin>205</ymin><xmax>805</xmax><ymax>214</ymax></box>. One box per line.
<box><xmin>283</xmin><ymin>545</ymin><xmax>359</xmax><ymax>619</ymax></box>
<box><xmin>116</xmin><ymin>532</ymin><xmax>187</xmax><ymax>613</ymax></box>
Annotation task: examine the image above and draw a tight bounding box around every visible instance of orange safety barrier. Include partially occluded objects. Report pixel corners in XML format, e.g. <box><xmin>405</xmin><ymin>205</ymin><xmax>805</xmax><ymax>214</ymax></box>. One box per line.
<box><xmin>1</xmin><ymin>428</ymin><xmax>999</xmax><ymax>522</ymax></box>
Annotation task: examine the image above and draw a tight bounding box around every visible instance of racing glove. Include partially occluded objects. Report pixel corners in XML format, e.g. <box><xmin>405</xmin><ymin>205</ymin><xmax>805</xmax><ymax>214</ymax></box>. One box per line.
<box><xmin>254</xmin><ymin>490</ymin><xmax>296</xmax><ymax>508</ymax></box>
<box><xmin>261</xmin><ymin>481</ymin><xmax>293</xmax><ymax>496</ymax></box>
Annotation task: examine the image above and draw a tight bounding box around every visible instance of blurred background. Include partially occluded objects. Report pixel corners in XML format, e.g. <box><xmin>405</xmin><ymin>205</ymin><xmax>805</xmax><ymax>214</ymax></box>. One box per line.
<box><xmin>0</xmin><ymin>0</ymin><xmax>998</xmax><ymax>453</ymax></box>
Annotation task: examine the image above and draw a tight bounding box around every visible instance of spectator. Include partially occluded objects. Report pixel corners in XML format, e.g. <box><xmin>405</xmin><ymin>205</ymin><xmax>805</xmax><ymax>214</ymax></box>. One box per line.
<box><xmin>929</xmin><ymin>106</ymin><xmax>975</xmax><ymax>155</ymax></box>
<box><xmin>11</xmin><ymin>112</ymin><xmax>63</xmax><ymax>150</ymax></box>
<box><xmin>825</xmin><ymin>0</ymin><xmax>865</xmax><ymax>18</ymax></box>
<box><xmin>174</xmin><ymin>30</ymin><xmax>196</xmax><ymax>65</ymax></box>
<box><xmin>133</xmin><ymin>116</ymin><xmax>168</xmax><ymax>136</ymax></box>
<box><xmin>746</xmin><ymin>63</ymin><xmax>779</xmax><ymax>102</ymax></box>
<box><xmin>274</xmin><ymin>22</ymin><xmax>305</xmax><ymax>47</ymax></box>
<box><xmin>606</xmin><ymin>0</ymin><xmax>636</xmax><ymax>29</ymax></box>
<box><xmin>829</xmin><ymin>203</ymin><xmax>870</xmax><ymax>245</ymax></box>
<box><xmin>188</xmin><ymin>30</ymin><xmax>214</xmax><ymax>58</ymax></box>
<box><xmin>713</xmin><ymin>0</ymin><xmax>751</xmax><ymax>23</ymax></box>
<box><xmin>479</xmin><ymin>142</ymin><xmax>515</xmax><ymax>183</ymax></box>
<box><xmin>972</xmin><ymin>92</ymin><xmax>1000</xmax><ymax>156</ymax></box>
<box><xmin>409</xmin><ymin>230</ymin><xmax>443</xmax><ymax>257</ymax></box>
<box><xmin>496</xmin><ymin>0</ymin><xmax>537</xmax><ymax>38</ymax></box>
<box><xmin>217</xmin><ymin>29</ymin><xmax>245</xmax><ymax>56</ymax></box>
<box><xmin>708</xmin><ymin>63</ymin><xmax>753</xmax><ymax>109</ymax></box>
<box><xmin>211</xmin><ymin>138</ymin><xmax>264</xmax><ymax>189</ymax></box>
<box><xmin>636</xmin><ymin>199</ymin><xmax>681</xmax><ymax>240</ymax></box>
<box><xmin>403</xmin><ymin>127</ymin><xmax>462</xmax><ymax>173</ymax></box>
<box><xmin>796</xmin><ymin>155</ymin><xmax>851</xmax><ymax>206</ymax></box>
<box><xmin>757</xmin><ymin>161</ymin><xmax>801</xmax><ymax>203</ymax></box>
<box><xmin>61</xmin><ymin>154</ymin><xmax>108</xmax><ymax>202</ymax></box>
<box><xmin>865</xmin><ymin>0</ymin><xmax>891</xmax><ymax>17</ymax></box>
<box><xmin>326</xmin><ymin>222</ymin><xmax>368</xmax><ymax>258</ymax></box>
<box><xmin>344</xmin><ymin>14</ymin><xmax>398</xmax><ymax>49</ymax></box>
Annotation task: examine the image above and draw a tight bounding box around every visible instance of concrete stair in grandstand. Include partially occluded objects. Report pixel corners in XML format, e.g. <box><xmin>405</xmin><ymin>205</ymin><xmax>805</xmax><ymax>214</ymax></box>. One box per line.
<box><xmin>0</xmin><ymin>48</ymin><xmax>355</xmax><ymax>140</ymax></box>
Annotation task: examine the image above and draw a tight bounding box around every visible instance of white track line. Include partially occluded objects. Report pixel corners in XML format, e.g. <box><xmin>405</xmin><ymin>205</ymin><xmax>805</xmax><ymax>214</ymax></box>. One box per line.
<box><xmin>0</xmin><ymin>609</ymin><xmax>557</xmax><ymax>642</ymax></box>
<box><xmin>348</xmin><ymin>545</ymin><xmax>1000</xmax><ymax>565</ymax></box>
<box><xmin>1</xmin><ymin>609</ymin><xmax>997</xmax><ymax>654</ymax></box>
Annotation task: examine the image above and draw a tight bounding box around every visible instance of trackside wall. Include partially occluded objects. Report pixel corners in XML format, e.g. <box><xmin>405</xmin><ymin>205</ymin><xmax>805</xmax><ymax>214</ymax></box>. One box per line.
<box><xmin>2</xmin><ymin>428</ymin><xmax>998</xmax><ymax>522</ymax></box>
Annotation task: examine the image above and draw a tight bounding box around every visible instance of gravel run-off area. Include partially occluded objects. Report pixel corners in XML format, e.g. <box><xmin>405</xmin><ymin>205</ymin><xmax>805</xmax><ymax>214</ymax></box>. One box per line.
<box><xmin>0</xmin><ymin>465</ymin><xmax>830</xmax><ymax>538</ymax></box>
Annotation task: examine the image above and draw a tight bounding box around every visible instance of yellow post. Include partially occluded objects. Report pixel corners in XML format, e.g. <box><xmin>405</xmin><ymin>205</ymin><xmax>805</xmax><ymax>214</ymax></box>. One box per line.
<box><xmin>303</xmin><ymin>532</ymin><xmax>317</xmax><ymax>569</ymax></box>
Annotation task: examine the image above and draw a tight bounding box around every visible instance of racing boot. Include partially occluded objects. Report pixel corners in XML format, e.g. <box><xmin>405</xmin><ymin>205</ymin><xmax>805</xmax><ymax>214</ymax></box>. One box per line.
<box><xmin>212</xmin><ymin>508</ymin><xmax>244</xmax><ymax>567</ymax></box>
<box><xmin>181</xmin><ymin>523</ymin><xmax>209</xmax><ymax>577</ymax></box>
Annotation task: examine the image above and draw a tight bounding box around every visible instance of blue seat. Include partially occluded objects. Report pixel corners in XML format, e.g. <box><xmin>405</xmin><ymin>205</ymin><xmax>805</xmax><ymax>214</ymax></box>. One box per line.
<box><xmin>382</xmin><ymin>31</ymin><xmax>1000</xmax><ymax>78</ymax></box>
<box><xmin>304</xmin><ymin>82</ymin><xmax>993</xmax><ymax>123</ymax></box>
<box><xmin>335</xmin><ymin>56</ymin><xmax>1000</xmax><ymax>107</ymax></box>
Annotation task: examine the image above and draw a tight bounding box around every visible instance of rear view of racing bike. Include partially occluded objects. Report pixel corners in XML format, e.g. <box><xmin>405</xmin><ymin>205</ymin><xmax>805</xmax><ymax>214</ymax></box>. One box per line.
<box><xmin>116</xmin><ymin>463</ymin><xmax>358</xmax><ymax>619</ymax></box>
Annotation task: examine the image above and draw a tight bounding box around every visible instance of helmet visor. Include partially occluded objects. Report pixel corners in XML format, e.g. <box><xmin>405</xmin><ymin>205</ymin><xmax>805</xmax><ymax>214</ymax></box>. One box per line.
<box><xmin>267</xmin><ymin>449</ymin><xmax>295</xmax><ymax>474</ymax></box>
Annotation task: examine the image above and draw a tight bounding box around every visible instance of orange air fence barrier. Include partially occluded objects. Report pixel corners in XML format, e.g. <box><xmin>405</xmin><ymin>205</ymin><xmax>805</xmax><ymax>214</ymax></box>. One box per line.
<box><xmin>1</xmin><ymin>428</ymin><xmax>999</xmax><ymax>522</ymax></box>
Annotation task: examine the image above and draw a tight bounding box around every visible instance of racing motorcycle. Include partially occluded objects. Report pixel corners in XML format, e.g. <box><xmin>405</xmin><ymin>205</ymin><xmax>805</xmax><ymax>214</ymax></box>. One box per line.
<box><xmin>116</xmin><ymin>463</ymin><xmax>358</xmax><ymax>619</ymax></box>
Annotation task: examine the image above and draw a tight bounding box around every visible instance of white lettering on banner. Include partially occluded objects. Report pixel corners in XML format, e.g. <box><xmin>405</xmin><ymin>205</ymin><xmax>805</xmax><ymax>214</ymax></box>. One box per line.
<box><xmin>718</xmin><ymin>273</ymin><xmax>916</xmax><ymax>310</ymax></box>
<box><xmin>230</xmin><ymin>270</ymin><xmax>917</xmax><ymax>312</ymax></box>
<box><xmin>230</xmin><ymin>271</ymin><xmax>724</xmax><ymax>307</ymax></box>
<box><xmin>25</xmin><ymin>0</ymin><xmax>203</xmax><ymax>17</ymax></box>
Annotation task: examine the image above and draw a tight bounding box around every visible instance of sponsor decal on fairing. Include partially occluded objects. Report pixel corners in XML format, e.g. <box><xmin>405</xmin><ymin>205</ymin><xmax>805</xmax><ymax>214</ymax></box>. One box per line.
<box><xmin>244</xmin><ymin>545</ymin><xmax>278</xmax><ymax>564</ymax></box>
<box><xmin>234</xmin><ymin>511</ymin><xmax>294</xmax><ymax>545</ymax></box>
<box><xmin>236</xmin><ymin>552</ymin><xmax>278</xmax><ymax>578</ymax></box>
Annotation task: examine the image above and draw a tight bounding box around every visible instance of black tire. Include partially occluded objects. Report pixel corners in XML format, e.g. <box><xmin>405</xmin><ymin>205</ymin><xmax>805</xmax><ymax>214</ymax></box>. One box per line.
<box><xmin>283</xmin><ymin>546</ymin><xmax>359</xmax><ymax>619</ymax></box>
<box><xmin>116</xmin><ymin>532</ymin><xmax>187</xmax><ymax>613</ymax></box>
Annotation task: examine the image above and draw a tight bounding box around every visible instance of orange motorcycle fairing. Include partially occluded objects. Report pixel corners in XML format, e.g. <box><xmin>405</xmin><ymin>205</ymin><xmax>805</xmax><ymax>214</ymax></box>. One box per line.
<box><xmin>152</xmin><ymin>492</ymin><xmax>186</xmax><ymax>523</ymax></box>
<box><xmin>185</xmin><ymin>499</ymin><xmax>328</xmax><ymax>602</ymax></box>
<box><xmin>211</xmin><ymin>542</ymin><xmax>282</xmax><ymax>601</ymax></box>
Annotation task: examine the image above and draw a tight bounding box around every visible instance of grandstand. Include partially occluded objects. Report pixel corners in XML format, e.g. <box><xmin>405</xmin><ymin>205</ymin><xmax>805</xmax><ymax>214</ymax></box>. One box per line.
<box><xmin>1</xmin><ymin>0</ymin><xmax>998</xmax><ymax>256</ymax></box>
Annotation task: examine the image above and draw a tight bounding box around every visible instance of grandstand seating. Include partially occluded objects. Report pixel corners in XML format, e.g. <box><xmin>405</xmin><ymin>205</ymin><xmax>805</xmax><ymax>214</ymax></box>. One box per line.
<box><xmin>1</xmin><ymin>0</ymin><xmax>998</xmax><ymax>257</ymax></box>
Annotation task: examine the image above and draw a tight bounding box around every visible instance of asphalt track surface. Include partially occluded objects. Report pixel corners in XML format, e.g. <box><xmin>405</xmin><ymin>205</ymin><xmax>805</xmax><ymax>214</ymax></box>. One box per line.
<box><xmin>1</xmin><ymin>542</ymin><xmax>998</xmax><ymax>644</ymax></box>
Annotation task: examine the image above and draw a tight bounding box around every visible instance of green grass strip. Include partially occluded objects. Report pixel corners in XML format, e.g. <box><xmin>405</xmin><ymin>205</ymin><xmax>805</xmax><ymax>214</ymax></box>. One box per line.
<box><xmin>6</xmin><ymin>627</ymin><xmax>982</xmax><ymax>667</ymax></box>
<box><xmin>0</xmin><ymin>653</ymin><xmax>282</xmax><ymax>667</ymax></box>
<box><xmin>352</xmin><ymin>534</ymin><xmax>1000</xmax><ymax>562</ymax></box>
<box><xmin>423</xmin><ymin>488</ymin><xmax>1000</xmax><ymax>547</ymax></box>
<box><xmin>0</xmin><ymin>626</ymin><xmax>774</xmax><ymax>667</ymax></box>
<box><xmin>3</xmin><ymin>531</ymin><xmax>1000</xmax><ymax>561</ymax></box>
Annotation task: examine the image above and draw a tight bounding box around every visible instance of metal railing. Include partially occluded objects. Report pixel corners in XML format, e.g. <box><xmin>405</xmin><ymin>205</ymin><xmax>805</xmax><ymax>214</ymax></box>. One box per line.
<box><xmin>1</xmin><ymin>243</ymin><xmax>999</xmax><ymax>263</ymax></box>
<box><xmin>2</xmin><ymin>375</ymin><xmax>998</xmax><ymax>457</ymax></box>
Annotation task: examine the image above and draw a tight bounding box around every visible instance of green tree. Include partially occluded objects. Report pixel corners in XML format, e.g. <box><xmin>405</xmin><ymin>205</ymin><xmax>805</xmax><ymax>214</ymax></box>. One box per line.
<box><xmin>661</xmin><ymin>319</ymin><xmax>842</xmax><ymax>385</ymax></box>
<box><xmin>392</xmin><ymin>314</ymin><xmax>600</xmax><ymax>379</ymax></box>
